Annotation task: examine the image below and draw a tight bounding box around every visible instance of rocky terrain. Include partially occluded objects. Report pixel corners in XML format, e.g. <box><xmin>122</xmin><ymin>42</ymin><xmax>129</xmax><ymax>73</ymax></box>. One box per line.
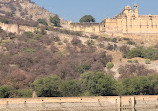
<box><xmin>0</xmin><ymin>0</ymin><xmax>67</xmax><ymax>27</ymax></box>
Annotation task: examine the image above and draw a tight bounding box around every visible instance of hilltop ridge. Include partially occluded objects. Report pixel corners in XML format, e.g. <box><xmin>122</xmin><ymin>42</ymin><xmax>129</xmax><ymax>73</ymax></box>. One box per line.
<box><xmin>0</xmin><ymin>0</ymin><xmax>67</xmax><ymax>27</ymax></box>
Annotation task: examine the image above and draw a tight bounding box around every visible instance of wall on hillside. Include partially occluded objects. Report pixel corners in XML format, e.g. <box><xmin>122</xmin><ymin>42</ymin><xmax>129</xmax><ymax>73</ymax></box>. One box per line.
<box><xmin>0</xmin><ymin>23</ymin><xmax>35</xmax><ymax>34</ymax></box>
<box><xmin>0</xmin><ymin>95</ymin><xmax>158</xmax><ymax>110</ymax></box>
<box><xmin>70</xmin><ymin>23</ymin><xmax>103</xmax><ymax>33</ymax></box>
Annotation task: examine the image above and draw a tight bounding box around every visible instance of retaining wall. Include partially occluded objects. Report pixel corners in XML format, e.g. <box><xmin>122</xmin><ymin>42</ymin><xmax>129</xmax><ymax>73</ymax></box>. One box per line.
<box><xmin>0</xmin><ymin>96</ymin><xmax>158</xmax><ymax>111</ymax></box>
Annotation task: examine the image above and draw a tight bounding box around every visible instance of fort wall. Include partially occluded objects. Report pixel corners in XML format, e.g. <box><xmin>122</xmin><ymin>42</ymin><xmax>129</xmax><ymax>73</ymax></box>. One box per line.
<box><xmin>0</xmin><ymin>95</ymin><xmax>158</xmax><ymax>111</ymax></box>
<box><xmin>70</xmin><ymin>23</ymin><xmax>102</xmax><ymax>33</ymax></box>
<box><xmin>0</xmin><ymin>23</ymin><xmax>35</xmax><ymax>34</ymax></box>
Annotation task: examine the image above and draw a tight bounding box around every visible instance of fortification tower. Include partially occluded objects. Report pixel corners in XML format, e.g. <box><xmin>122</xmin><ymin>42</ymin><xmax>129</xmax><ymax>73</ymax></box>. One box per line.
<box><xmin>133</xmin><ymin>4</ymin><xmax>138</xmax><ymax>18</ymax></box>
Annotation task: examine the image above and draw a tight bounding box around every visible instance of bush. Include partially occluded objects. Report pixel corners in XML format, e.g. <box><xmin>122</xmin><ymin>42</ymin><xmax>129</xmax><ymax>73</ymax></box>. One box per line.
<box><xmin>90</xmin><ymin>35</ymin><xmax>98</xmax><ymax>39</ymax></box>
<box><xmin>143</xmin><ymin>47</ymin><xmax>158</xmax><ymax>60</ymax></box>
<box><xmin>123</xmin><ymin>38</ymin><xmax>130</xmax><ymax>41</ymax></box>
<box><xmin>119</xmin><ymin>45</ymin><xmax>130</xmax><ymax>55</ymax></box>
<box><xmin>37</xmin><ymin>19</ymin><xmax>48</xmax><ymax>26</ymax></box>
<box><xmin>0</xmin><ymin>85</ymin><xmax>12</xmax><ymax>98</ymax></box>
<box><xmin>77</xmin><ymin>64</ymin><xmax>91</xmax><ymax>73</ymax></box>
<box><xmin>106</xmin><ymin>62</ymin><xmax>114</xmax><ymax>69</ymax></box>
<box><xmin>17</xmin><ymin>89</ymin><xmax>32</xmax><ymax>98</ymax></box>
<box><xmin>127</xmin><ymin>59</ymin><xmax>132</xmax><ymax>63</ymax></box>
<box><xmin>24</xmin><ymin>31</ymin><xmax>33</xmax><ymax>37</ymax></box>
<box><xmin>106</xmin><ymin>43</ymin><xmax>114</xmax><ymax>51</ymax></box>
<box><xmin>71</xmin><ymin>37</ymin><xmax>82</xmax><ymax>46</ymax></box>
<box><xmin>127</xmin><ymin>47</ymin><xmax>158</xmax><ymax>60</ymax></box>
<box><xmin>86</xmin><ymin>39</ymin><xmax>94</xmax><ymax>46</ymax></box>
<box><xmin>118</xmin><ymin>64</ymin><xmax>155</xmax><ymax>79</ymax></box>
<box><xmin>21</xmin><ymin>47</ymin><xmax>36</xmax><ymax>53</ymax></box>
<box><xmin>0</xmin><ymin>19</ymin><xmax>9</xmax><ymax>24</ymax></box>
<box><xmin>127</xmin><ymin>47</ymin><xmax>144</xmax><ymax>58</ymax></box>
<box><xmin>133</xmin><ymin>59</ymin><xmax>138</xmax><ymax>63</ymax></box>
<box><xmin>127</xmin><ymin>40</ymin><xmax>136</xmax><ymax>45</ymax></box>
<box><xmin>145</xmin><ymin>59</ymin><xmax>151</xmax><ymax>64</ymax></box>
<box><xmin>111</xmin><ymin>38</ymin><xmax>117</xmax><ymax>43</ymax></box>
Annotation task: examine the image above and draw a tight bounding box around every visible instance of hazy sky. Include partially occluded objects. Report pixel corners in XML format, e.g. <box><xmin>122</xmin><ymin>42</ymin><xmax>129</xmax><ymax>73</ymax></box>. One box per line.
<box><xmin>31</xmin><ymin>0</ymin><xmax>158</xmax><ymax>22</ymax></box>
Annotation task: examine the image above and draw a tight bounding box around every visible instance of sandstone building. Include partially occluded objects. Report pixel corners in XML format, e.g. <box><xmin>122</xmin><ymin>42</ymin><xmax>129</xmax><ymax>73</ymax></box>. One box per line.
<box><xmin>69</xmin><ymin>4</ymin><xmax>158</xmax><ymax>34</ymax></box>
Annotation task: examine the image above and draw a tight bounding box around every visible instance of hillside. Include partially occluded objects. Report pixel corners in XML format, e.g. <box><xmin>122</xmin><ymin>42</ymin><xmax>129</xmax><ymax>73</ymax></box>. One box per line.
<box><xmin>0</xmin><ymin>0</ymin><xmax>67</xmax><ymax>27</ymax></box>
<box><xmin>0</xmin><ymin>24</ymin><xmax>158</xmax><ymax>97</ymax></box>
<box><xmin>0</xmin><ymin>0</ymin><xmax>157</xmax><ymax>98</ymax></box>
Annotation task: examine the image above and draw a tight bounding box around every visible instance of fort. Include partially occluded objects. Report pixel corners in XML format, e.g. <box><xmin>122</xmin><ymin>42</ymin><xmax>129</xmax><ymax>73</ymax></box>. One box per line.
<box><xmin>69</xmin><ymin>4</ymin><xmax>158</xmax><ymax>34</ymax></box>
<box><xmin>0</xmin><ymin>95</ymin><xmax>158</xmax><ymax>111</ymax></box>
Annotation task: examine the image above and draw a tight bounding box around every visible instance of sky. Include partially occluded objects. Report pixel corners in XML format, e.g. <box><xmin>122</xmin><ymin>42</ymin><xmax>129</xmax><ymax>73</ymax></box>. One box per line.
<box><xmin>31</xmin><ymin>0</ymin><xmax>158</xmax><ymax>22</ymax></box>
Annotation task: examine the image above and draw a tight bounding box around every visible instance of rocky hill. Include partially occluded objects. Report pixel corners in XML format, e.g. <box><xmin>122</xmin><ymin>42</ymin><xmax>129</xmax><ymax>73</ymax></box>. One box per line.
<box><xmin>0</xmin><ymin>0</ymin><xmax>67</xmax><ymax>27</ymax></box>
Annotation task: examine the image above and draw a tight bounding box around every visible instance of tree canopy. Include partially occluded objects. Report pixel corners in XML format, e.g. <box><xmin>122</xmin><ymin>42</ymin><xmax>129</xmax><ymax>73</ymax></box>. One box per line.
<box><xmin>32</xmin><ymin>76</ymin><xmax>62</xmax><ymax>97</ymax></box>
<box><xmin>50</xmin><ymin>15</ymin><xmax>61</xmax><ymax>27</ymax></box>
<box><xmin>79</xmin><ymin>15</ymin><xmax>95</xmax><ymax>23</ymax></box>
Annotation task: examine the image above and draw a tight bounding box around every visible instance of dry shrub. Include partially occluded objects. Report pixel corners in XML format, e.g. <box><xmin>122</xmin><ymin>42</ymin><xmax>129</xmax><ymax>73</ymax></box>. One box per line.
<box><xmin>118</xmin><ymin>64</ymin><xmax>156</xmax><ymax>79</ymax></box>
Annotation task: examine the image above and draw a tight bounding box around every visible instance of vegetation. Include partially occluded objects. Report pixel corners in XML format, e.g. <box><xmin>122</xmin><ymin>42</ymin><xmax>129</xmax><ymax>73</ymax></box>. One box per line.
<box><xmin>79</xmin><ymin>15</ymin><xmax>95</xmax><ymax>23</ymax></box>
<box><xmin>17</xmin><ymin>89</ymin><xmax>32</xmax><ymax>97</ymax></box>
<box><xmin>106</xmin><ymin>62</ymin><xmax>114</xmax><ymax>69</ymax></box>
<box><xmin>121</xmin><ymin>46</ymin><xmax>158</xmax><ymax>60</ymax></box>
<box><xmin>0</xmin><ymin>15</ymin><xmax>38</xmax><ymax>27</ymax></box>
<box><xmin>145</xmin><ymin>59</ymin><xmax>151</xmax><ymax>64</ymax></box>
<box><xmin>2</xmin><ymin>73</ymin><xmax>158</xmax><ymax>98</ymax></box>
<box><xmin>0</xmin><ymin>85</ymin><xmax>12</xmax><ymax>98</ymax></box>
<box><xmin>0</xmin><ymin>18</ymin><xmax>9</xmax><ymax>24</ymax></box>
<box><xmin>50</xmin><ymin>15</ymin><xmax>61</xmax><ymax>27</ymax></box>
<box><xmin>37</xmin><ymin>18</ymin><xmax>48</xmax><ymax>26</ymax></box>
<box><xmin>32</xmin><ymin>76</ymin><xmax>61</xmax><ymax>97</ymax></box>
<box><xmin>118</xmin><ymin>64</ymin><xmax>155</xmax><ymax>79</ymax></box>
<box><xmin>0</xmin><ymin>28</ymin><xmax>114</xmax><ymax>97</ymax></box>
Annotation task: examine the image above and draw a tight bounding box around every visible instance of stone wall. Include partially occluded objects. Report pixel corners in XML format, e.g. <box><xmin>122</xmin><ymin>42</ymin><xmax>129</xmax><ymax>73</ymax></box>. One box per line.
<box><xmin>70</xmin><ymin>23</ymin><xmax>103</xmax><ymax>33</ymax></box>
<box><xmin>0</xmin><ymin>95</ymin><xmax>158</xmax><ymax>111</ymax></box>
<box><xmin>0</xmin><ymin>23</ymin><xmax>35</xmax><ymax>34</ymax></box>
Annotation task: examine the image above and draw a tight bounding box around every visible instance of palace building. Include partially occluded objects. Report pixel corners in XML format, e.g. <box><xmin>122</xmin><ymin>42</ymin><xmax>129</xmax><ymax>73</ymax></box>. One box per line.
<box><xmin>69</xmin><ymin>4</ymin><xmax>158</xmax><ymax>34</ymax></box>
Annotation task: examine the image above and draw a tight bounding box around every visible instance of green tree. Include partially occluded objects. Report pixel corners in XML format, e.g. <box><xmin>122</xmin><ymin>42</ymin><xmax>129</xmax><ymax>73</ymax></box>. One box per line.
<box><xmin>61</xmin><ymin>80</ymin><xmax>81</xmax><ymax>97</ymax></box>
<box><xmin>138</xmin><ymin>76</ymin><xmax>151</xmax><ymax>95</ymax></box>
<box><xmin>122</xmin><ymin>76</ymin><xmax>139</xmax><ymax>95</ymax></box>
<box><xmin>50</xmin><ymin>15</ymin><xmax>61</xmax><ymax>27</ymax></box>
<box><xmin>32</xmin><ymin>76</ymin><xmax>61</xmax><ymax>97</ymax></box>
<box><xmin>80</xmin><ymin>72</ymin><xmax>117</xmax><ymax>96</ymax></box>
<box><xmin>17</xmin><ymin>89</ymin><xmax>33</xmax><ymax>98</ymax></box>
<box><xmin>147</xmin><ymin>75</ymin><xmax>158</xmax><ymax>95</ymax></box>
<box><xmin>79</xmin><ymin>15</ymin><xmax>95</xmax><ymax>23</ymax></box>
<box><xmin>0</xmin><ymin>85</ymin><xmax>12</xmax><ymax>98</ymax></box>
<box><xmin>37</xmin><ymin>19</ymin><xmax>48</xmax><ymax>25</ymax></box>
